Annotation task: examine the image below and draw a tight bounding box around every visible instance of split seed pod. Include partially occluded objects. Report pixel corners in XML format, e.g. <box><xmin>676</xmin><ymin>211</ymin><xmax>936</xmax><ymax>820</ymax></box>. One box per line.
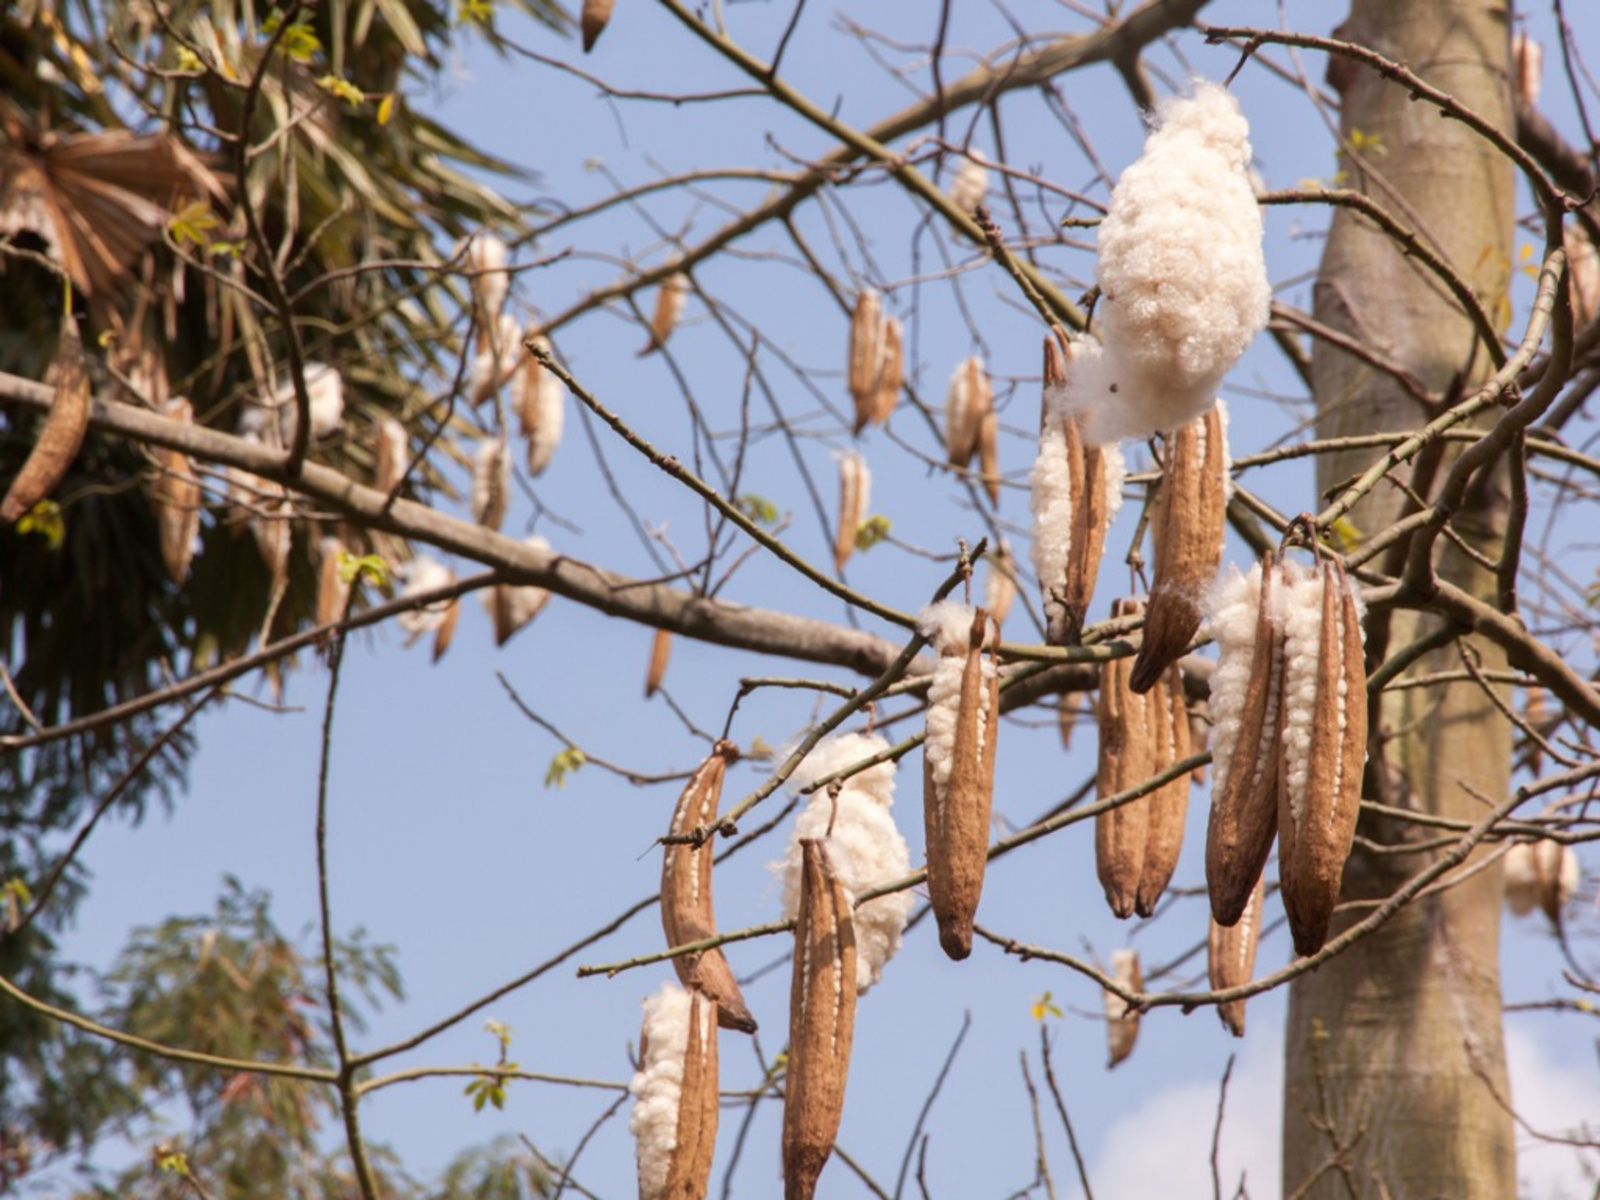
<box><xmin>1207</xmin><ymin>872</ymin><xmax>1263</xmax><ymax>1037</ymax></box>
<box><xmin>3</xmin><ymin>317</ymin><xmax>90</xmax><ymax>525</ymax></box>
<box><xmin>514</xmin><ymin>333</ymin><xmax>565</xmax><ymax>476</ymax></box>
<box><xmin>482</xmin><ymin>535</ymin><xmax>552</xmax><ymax>646</ymax></box>
<box><xmin>397</xmin><ymin>557</ymin><xmax>459</xmax><ymax>662</ymax></box>
<box><xmin>315</xmin><ymin>535</ymin><xmax>349</xmax><ymax>639</ymax></box>
<box><xmin>639</xmin><ymin>272</ymin><xmax>688</xmax><ymax>356</ymax></box>
<box><xmin>1131</xmin><ymin>403</ymin><xmax>1227</xmax><ymax>692</ymax></box>
<box><xmin>871</xmin><ymin>316</ymin><xmax>903</xmax><ymax>426</ymax></box>
<box><xmin>920</xmin><ymin>603</ymin><xmax>999</xmax><ymax>960</ymax></box>
<box><xmin>1205</xmin><ymin>555</ymin><xmax>1284</xmax><ymax>927</ymax></box>
<box><xmin>471</xmin><ymin>437</ymin><xmax>511</xmax><ymax>531</ymax></box>
<box><xmin>661</xmin><ymin>740</ymin><xmax>757</xmax><ymax>1034</ymax></box>
<box><xmin>983</xmin><ymin>542</ymin><xmax>1017</xmax><ymax>626</ymax></box>
<box><xmin>847</xmin><ymin>290</ymin><xmax>887</xmax><ymax>434</ymax></box>
<box><xmin>1029</xmin><ymin>336</ymin><xmax>1123</xmax><ymax>645</ymax></box>
<box><xmin>1095</xmin><ymin>599</ymin><xmax>1156</xmax><ymax>919</ymax></box>
<box><xmin>149</xmin><ymin>397</ymin><xmax>202</xmax><ymax>582</ymax></box>
<box><xmin>374</xmin><ymin>417</ymin><xmax>409</xmax><ymax>494</ymax></box>
<box><xmin>581</xmin><ymin>0</ymin><xmax>615</xmax><ymax>52</ymax></box>
<box><xmin>630</xmin><ymin>984</ymin><xmax>720</xmax><ymax>1200</ymax></box>
<box><xmin>1103</xmin><ymin>948</ymin><xmax>1142</xmax><ymax>1069</ymax></box>
<box><xmin>944</xmin><ymin>355</ymin><xmax>991</xmax><ymax>468</ymax></box>
<box><xmin>1276</xmin><ymin>558</ymin><xmax>1368</xmax><ymax>956</ymax></box>
<box><xmin>1134</xmin><ymin>662</ymin><xmax>1193</xmax><ymax>917</ymax></box>
<box><xmin>832</xmin><ymin>451</ymin><xmax>869</xmax><ymax>573</ymax></box>
<box><xmin>783</xmin><ymin>839</ymin><xmax>857</xmax><ymax>1200</ymax></box>
<box><xmin>645</xmin><ymin>629</ymin><xmax>672</xmax><ymax>698</ymax></box>
<box><xmin>976</xmin><ymin>406</ymin><xmax>1001</xmax><ymax>506</ymax></box>
<box><xmin>1504</xmin><ymin>838</ymin><xmax>1580</xmax><ymax>926</ymax></box>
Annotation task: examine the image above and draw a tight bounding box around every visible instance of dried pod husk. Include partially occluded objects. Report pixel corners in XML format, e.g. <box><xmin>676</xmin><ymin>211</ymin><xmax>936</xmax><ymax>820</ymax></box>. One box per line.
<box><xmin>1512</xmin><ymin>32</ymin><xmax>1542</xmax><ymax>107</ymax></box>
<box><xmin>1131</xmin><ymin>403</ymin><xmax>1227</xmax><ymax>692</ymax></box>
<box><xmin>471</xmin><ymin>437</ymin><xmax>511</xmax><ymax>531</ymax></box>
<box><xmin>514</xmin><ymin>334</ymin><xmax>565</xmax><ymax>476</ymax></box>
<box><xmin>374</xmin><ymin>416</ymin><xmax>409</xmax><ymax>494</ymax></box>
<box><xmin>1030</xmin><ymin>334</ymin><xmax>1124</xmax><ymax>645</ymax></box>
<box><xmin>150</xmin><ymin>397</ymin><xmax>202</xmax><ymax>583</ymax></box>
<box><xmin>645</xmin><ymin>628</ymin><xmax>673</xmax><ymax>698</ymax></box>
<box><xmin>661</xmin><ymin>741</ymin><xmax>757</xmax><ymax>1034</ymax></box>
<box><xmin>1523</xmin><ymin>686</ymin><xmax>1548</xmax><ymax>776</ymax></box>
<box><xmin>983</xmin><ymin>542</ymin><xmax>1017</xmax><ymax>626</ymax></box>
<box><xmin>639</xmin><ymin>272</ymin><xmax>688</xmax><ymax>356</ymax></box>
<box><xmin>1533</xmin><ymin>837</ymin><xmax>1580</xmax><ymax>926</ymax></box>
<box><xmin>1057</xmin><ymin>693</ymin><xmax>1082</xmax><ymax>749</ymax></box>
<box><xmin>847</xmin><ymin>289</ymin><xmax>885</xmax><ymax>435</ymax></box>
<box><xmin>976</xmin><ymin>406</ymin><xmax>1001</xmax><ymax>507</ymax></box>
<box><xmin>1205</xmin><ymin>556</ymin><xmax>1284</xmax><ymax>927</ymax></box>
<box><xmin>3</xmin><ymin>318</ymin><xmax>90</xmax><ymax>525</ymax></box>
<box><xmin>921</xmin><ymin>605</ymin><xmax>999</xmax><ymax>960</ymax></box>
<box><xmin>1095</xmin><ymin>598</ymin><xmax>1155</xmax><ymax>919</ymax></box>
<box><xmin>1103</xmin><ymin>948</ymin><xmax>1142</xmax><ymax>1069</ymax></box>
<box><xmin>581</xmin><ymin>0</ymin><xmax>615</xmax><ymax>52</ymax></box>
<box><xmin>315</xmin><ymin>535</ymin><xmax>349</xmax><ymax>641</ymax></box>
<box><xmin>871</xmin><ymin>316</ymin><xmax>902</xmax><ymax>426</ymax></box>
<box><xmin>398</xmin><ymin>557</ymin><xmax>459</xmax><ymax>661</ymax></box>
<box><xmin>461</xmin><ymin>232</ymin><xmax>509</xmax><ymax>328</ymax></box>
<box><xmin>470</xmin><ymin>313</ymin><xmax>522</xmax><ymax>406</ymax></box>
<box><xmin>630</xmin><ymin>984</ymin><xmax>720</xmax><ymax>1200</ymax></box>
<box><xmin>1208</xmin><ymin>872</ymin><xmax>1263</xmax><ymax>1037</ymax></box>
<box><xmin>482</xmin><ymin>536</ymin><xmax>552</xmax><ymax>646</ymax></box>
<box><xmin>1276</xmin><ymin>558</ymin><xmax>1368</xmax><ymax>956</ymax></box>
<box><xmin>1135</xmin><ymin>662</ymin><xmax>1192</xmax><ymax>917</ymax></box>
<box><xmin>945</xmin><ymin>355</ymin><xmax>989</xmax><ymax>468</ymax></box>
<box><xmin>783</xmin><ymin>839</ymin><xmax>857</xmax><ymax>1200</ymax></box>
<box><xmin>832</xmin><ymin>451</ymin><xmax>869</xmax><ymax>573</ymax></box>
<box><xmin>432</xmin><ymin>595</ymin><xmax>460</xmax><ymax>662</ymax></box>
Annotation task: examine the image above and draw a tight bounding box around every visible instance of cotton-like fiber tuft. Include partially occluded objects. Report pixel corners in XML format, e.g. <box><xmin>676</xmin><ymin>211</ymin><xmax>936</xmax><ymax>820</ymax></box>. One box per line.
<box><xmin>774</xmin><ymin>733</ymin><xmax>912</xmax><ymax>992</ymax></box>
<box><xmin>629</xmin><ymin>981</ymin><xmax>695</xmax><ymax>1200</ymax></box>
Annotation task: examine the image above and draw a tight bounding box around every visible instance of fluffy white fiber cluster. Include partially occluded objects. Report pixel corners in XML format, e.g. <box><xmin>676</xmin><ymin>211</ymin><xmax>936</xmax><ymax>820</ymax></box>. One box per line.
<box><xmin>1277</xmin><ymin>563</ymin><xmax>1327</xmax><ymax>829</ymax></box>
<box><xmin>917</xmin><ymin>602</ymin><xmax>996</xmax><ymax>795</ymax></box>
<box><xmin>629</xmin><ymin>981</ymin><xmax>697</xmax><ymax>1200</ymax></box>
<box><xmin>774</xmin><ymin>732</ymin><xmax>913</xmax><ymax>993</ymax></box>
<box><xmin>1053</xmin><ymin>81</ymin><xmax>1268</xmax><ymax>447</ymax></box>
<box><xmin>1026</xmin><ymin>408</ymin><xmax>1126</xmax><ymax>631</ymax></box>
<box><xmin>1205</xmin><ymin>562</ymin><xmax>1268</xmax><ymax>798</ymax></box>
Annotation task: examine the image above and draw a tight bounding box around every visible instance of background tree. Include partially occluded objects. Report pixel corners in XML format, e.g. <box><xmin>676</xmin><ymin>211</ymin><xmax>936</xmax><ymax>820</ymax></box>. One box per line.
<box><xmin>0</xmin><ymin>1</ymin><xmax>1597</xmax><ymax>1197</ymax></box>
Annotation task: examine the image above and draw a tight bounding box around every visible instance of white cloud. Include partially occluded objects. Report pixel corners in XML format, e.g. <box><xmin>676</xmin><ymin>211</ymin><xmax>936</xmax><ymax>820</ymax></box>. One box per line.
<box><xmin>1082</xmin><ymin>1019</ymin><xmax>1600</xmax><ymax>1200</ymax></box>
<box><xmin>1087</xmin><ymin>1021</ymin><xmax>1282</xmax><ymax>1200</ymax></box>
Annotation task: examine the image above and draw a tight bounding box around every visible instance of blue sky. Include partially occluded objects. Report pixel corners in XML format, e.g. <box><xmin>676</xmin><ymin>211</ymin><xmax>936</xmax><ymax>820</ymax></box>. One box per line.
<box><xmin>52</xmin><ymin>2</ymin><xmax>1600</xmax><ymax>1196</ymax></box>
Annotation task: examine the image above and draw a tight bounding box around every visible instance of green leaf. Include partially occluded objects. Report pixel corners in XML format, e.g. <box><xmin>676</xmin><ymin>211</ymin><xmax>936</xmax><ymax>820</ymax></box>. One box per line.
<box><xmin>168</xmin><ymin>201</ymin><xmax>221</xmax><ymax>249</ymax></box>
<box><xmin>337</xmin><ymin>551</ymin><xmax>391</xmax><ymax>587</ymax></box>
<box><xmin>318</xmin><ymin>74</ymin><xmax>366</xmax><ymax>108</ymax></box>
<box><xmin>261</xmin><ymin>11</ymin><xmax>321</xmax><ymax>61</ymax></box>
<box><xmin>734</xmin><ymin>493</ymin><xmax>779</xmax><ymax>526</ymax></box>
<box><xmin>854</xmin><ymin>514</ymin><xmax>890</xmax><ymax>552</ymax></box>
<box><xmin>544</xmin><ymin>747</ymin><xmax>586</xmax><ymax>788</ymax></box>
<box><xmin>459</xmin><ymin>0</ymin><xmax>496</xmax><ymax>24</ymax></box>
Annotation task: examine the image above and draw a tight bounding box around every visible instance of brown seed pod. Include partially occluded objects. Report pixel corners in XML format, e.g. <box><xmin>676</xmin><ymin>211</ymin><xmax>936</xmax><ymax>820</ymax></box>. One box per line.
<box><xmin>315</xmin><ymin>535</ymin><xmax>349</xmax><ymax>642</ymax></box>
<box><xmin>783</xmin><ymin>839</ymin><xmax>857</xmax><ymax>1200</ymax></box>
<box><xmin>432</xmin><ymin>595</ymin><xmax>460</xmax><ymax>662</ymax></box>
<box><xmin>923</xmin><ymin>607</ymin><xmax>998</xmax><ymax>960</ymax></box>
<box><xmin>847</xmin><ymin>290</ymin><xmax>885</xmax><ymax>435</ymax></box>
<box><xmin>1206</xmin><ymin>555</ymin><xmax>1284</xmax><ymax>928</ymax></box>
<box><xmin>645</xmin><ymin>628</ymin><xmax>673</xmax><ymax>698</ymax></box>
<box><xmin>977</xmin><ymin>406</ymin><xmax>1001</xmax><ymax>507</ymax></box>
<box><xmin>1095</xmin><ymin>599</ymin><xmax>1155</xmax><ymax>919</ymax></box>
<box><xmin>871</xmin><ymin>316</ymin><xmax>903</xmax><ymax>426</ymax></box>
<box><xmin>634</xmin><ymin>987</ymin><xmax>720</xmax><ymax>1200</ymax></box>
<box><xmin>471</xmin><ymin>437</ymin><xmax>511</xmax><ymax>531</ymax></box>
<box><xmin>149</xmin><ymin>397</ymin><xmax>202</xmax><ymax>583</ymax></box>
<box><xmin>515</xmin><ymin>333</ymin><xmax>565</xmax><ymax>477</ymax></box>
<box><xmin>833</xmin><ymin>451</ymin><xmax>868</xmax><ymax>573</ymax></box>
<box><xmin>983</xmin><ymin>542</ymin><xmax>1017</xmax><ymax>626</ymax></box>
<box><xmin>1208</xmin><ymin>872</ymin><xmax>1263</xmax><ymax>1037</ymax></box>
<box><xmin>1131</xmin><ymin>403</ymin><xmax>1227</xmax><ymax>692</ymax></box>
<box><xmin>638</xmin><ymin>272</ymin><xmax>688</xmax><ymax>356</ymax></box>
<box><xmin>945</xmin><ymin>355</ymin><xmax>990</xmax><ymax>468</ymax></box>
<box><xmin>375</xmin><ymin>417</ymin><xmax>409</xmax><ymax>494</ymax></box>
<box><xmin>3</xmin><ymin>318</ymin><xmax>90</xmax><ymax>525</ymax></box>
<box><xmin>581</xmin><ymin>0</ymin><xmax>615</xmax><ymax>52</ymax></box>
<box><xmin>1276</xmin><ymin>558</ymin><xmax>1367</xmax><ymax>956</ymax></box>
<box><xmin>1057</xmin><ymin>693</ymin><xmax>1082</xmax><ymax>749</ymax></box>
<box><xmin>661</xmin><ymin>741</ymin><xmax>757</xmax><ymax>1034</ymax></box>
<box><xmin>1103</xmin><ymin>948</ymin><xmax>1143</xmax><ymax>1069</ymax></box>
<box><xmin>1135</xmin><ymin>662</ymin><xmax>1192</xmax><ymax>918</ymax></box>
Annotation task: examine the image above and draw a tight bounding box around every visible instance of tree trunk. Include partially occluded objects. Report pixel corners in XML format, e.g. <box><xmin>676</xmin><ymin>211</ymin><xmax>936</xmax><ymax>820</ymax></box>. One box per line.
<box><xmin>1285</xmin><ymin>3</ymin><xmax>1517</xmax><ymax>1197</ymax></box>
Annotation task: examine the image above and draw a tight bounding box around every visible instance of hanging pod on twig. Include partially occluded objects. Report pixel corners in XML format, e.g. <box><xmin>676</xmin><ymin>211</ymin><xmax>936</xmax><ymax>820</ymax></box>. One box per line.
<box><xmin>149</xmin><ymin>397</ymin><xmax>202</xmax><ymax>583</ymax></box>
<box><xmin>919</xmin><ymin>603</ymin><xmax>999</xmax><ymax>960</ymax></box>
<box><xmin>1130</xmin><ymin>402</ymin><xmax>1228</xmax><ymax>692</ymax></box>
<box><xmin>630</xmin><ymin>983</ymin><xmax>719</xmax><ymax>1200</ymax></box>
<box><xmin>783</xmin><ymin>839</ymin><xmax>857</xmax><ymax>1200</ymax></box>
<box><xmin>1103</xmin><ymin>948</ymin><xmax>1142</xmax><ymax>1068</ymax></box>
<box><xmin>3</xmin><ymin>317</ymin><xmax>90</xmax><ymax>525</ymax></box>
<box><xmin>1208</xmin><ymin>871</ymin><xmax>1264</xmax><ymax>1037</ymax></box>
<box><xmin>660</xmin><ymin>740</ymin><xmax>757</xmax><ymax>1034</ymax></box>
<box><xmin>1094</xmin><ymin>598</ymin><xmax>1155</xmax><ymax>920</ymax></box>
